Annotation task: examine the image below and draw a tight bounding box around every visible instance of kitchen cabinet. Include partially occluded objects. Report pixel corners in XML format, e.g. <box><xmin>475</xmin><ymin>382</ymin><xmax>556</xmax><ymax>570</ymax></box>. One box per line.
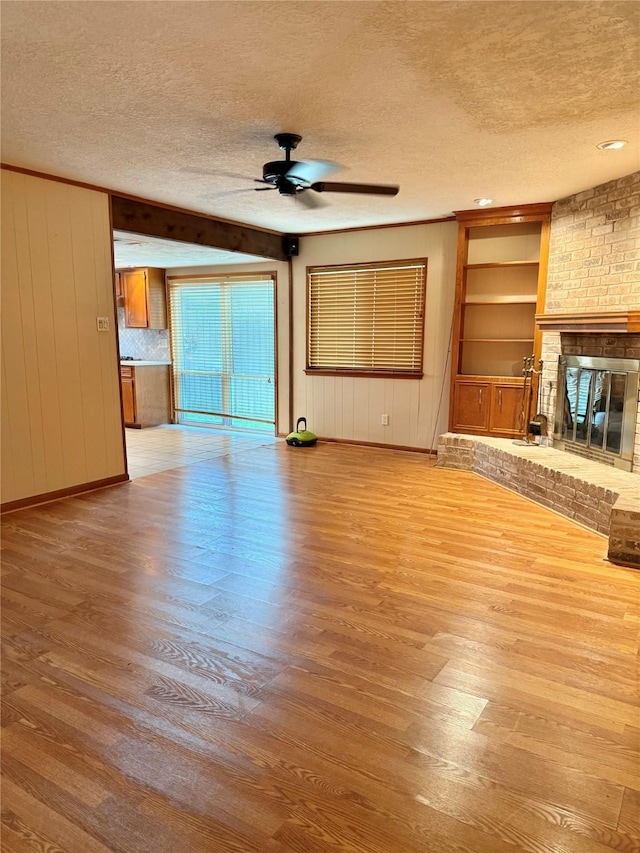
<box><xmin>120</xmin><ymin>366</ymin><xmax>136</xmax><ymax>424</ymax></box>
<box><xmin>120</xmin><ymin>267</ymin><xmax>167</xmax><ymax>329</ymax></box>
<box><xmin>120</xmin><ymin>364</ymin><xmax>171</xmax><ymax>428</ymax></box>
<box><xmin>449</xmin><ymin>204</ymin><xmax>552</xmax><ymax>438</ymax></box>
<box><xmin>114</xmin><ymin>271</ymin><xmax>123</xmax><ymax>300</ymax></box>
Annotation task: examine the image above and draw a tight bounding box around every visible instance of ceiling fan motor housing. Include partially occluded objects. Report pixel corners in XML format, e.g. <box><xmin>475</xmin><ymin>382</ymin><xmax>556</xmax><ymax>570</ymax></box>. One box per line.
<box><xmin>262</xmin><ymin>160</ymin><xmax>300</xmax><ymax>183</ymax></box>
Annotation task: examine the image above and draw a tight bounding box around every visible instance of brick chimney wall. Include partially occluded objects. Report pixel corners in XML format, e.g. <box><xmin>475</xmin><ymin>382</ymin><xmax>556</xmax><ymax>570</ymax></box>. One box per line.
<box><xmin>540</xmin><ymin>171</ymin><xmax>640</xmax><ymax>470</ymax></box>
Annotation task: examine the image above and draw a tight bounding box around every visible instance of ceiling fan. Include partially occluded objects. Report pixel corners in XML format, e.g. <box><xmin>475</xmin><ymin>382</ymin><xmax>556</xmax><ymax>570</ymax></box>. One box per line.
<box><xmin>250</xmin><ymin>133</ymin><xmax>400</xmax><ymax>209</ymax></box>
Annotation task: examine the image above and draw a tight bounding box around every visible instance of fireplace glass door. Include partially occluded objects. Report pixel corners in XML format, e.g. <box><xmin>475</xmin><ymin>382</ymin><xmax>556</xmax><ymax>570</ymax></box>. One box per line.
<box><xmin>556</xmin><ymin>356</ymin><xmax>639</xmax><ymax>470</ymax></box>
<box><xmin>562</xmin><ymin>368</ymin><xmax>626</xmax><ymax>453</ymax></box>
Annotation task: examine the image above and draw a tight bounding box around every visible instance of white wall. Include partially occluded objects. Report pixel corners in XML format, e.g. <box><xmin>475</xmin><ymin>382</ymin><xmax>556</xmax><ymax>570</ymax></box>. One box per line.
<box><xmin>166</xmin><ymin>260</ymin><xmax>291</xmax><ymax>434</ymax></box>
<box><xmin>1</xmin><ymin>170</ymin><xmax>125</xmax><ymax>504</ymax></box>
<box><xmin>291</xmin><ymin>222</ymin><xmax>458</xmax><ymax>449</ymax></box>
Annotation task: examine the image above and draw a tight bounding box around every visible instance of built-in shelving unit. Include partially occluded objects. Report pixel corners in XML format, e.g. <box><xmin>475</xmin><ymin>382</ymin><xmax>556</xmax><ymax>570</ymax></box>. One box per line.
<box><xmin>449</xmin><ymin>204</ymin><xmax>552</xmax><ymax>438</ymax></box>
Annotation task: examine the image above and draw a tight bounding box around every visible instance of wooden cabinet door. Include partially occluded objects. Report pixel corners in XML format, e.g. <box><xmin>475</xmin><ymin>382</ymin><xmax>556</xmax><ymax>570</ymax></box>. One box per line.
<box><xmin>122</xmin><ymin>269</ymin><xmax>148</xmax><ymax>328</ymax></box>
<box><xmin>121</xmin><ymin>374</ymin><xmax>136</xmax><ymax>425</ymax></box>
<box><xmin>452</xmin><ymin>381</ymin><xmax>490</xmax><ymax>433</ymax></box>
<box><xmin>490</xmin><ymin>383</ymin><xmax>524</xmax><ymax>437</ymax></box>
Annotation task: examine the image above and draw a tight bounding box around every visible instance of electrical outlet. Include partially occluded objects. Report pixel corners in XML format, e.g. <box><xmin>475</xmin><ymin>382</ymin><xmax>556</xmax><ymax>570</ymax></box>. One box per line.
<box><xmin>381</xmin><ymin>414</ymin><xmax>389</xmax><ymax>426</ymax></box>
<box><xmin>96</xmin><ymin>316</ymin><xmax>110</xmax><ymax>332</ymax></box>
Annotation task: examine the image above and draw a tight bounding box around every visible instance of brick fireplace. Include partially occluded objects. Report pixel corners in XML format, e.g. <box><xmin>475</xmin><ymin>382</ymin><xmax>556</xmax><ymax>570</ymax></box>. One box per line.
<box><xmin>542</xmin><ymin>332</ymin><xmax>640</xmax><ymax>473</ymax></box>
<box><xmin>538</xmin><ymin>171</ymin><xmax>640</xmax><ymax>473</ymax></box>
<box><xmin>438</xmin><ymin>170</ymin><xmax>640</xmax><ymax>567</ymax></box>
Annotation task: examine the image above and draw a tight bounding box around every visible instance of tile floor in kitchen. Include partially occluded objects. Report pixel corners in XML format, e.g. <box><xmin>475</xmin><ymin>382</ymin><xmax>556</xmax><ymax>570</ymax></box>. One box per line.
<box><xmin>124</xmin><ymin>424</ymin><xmax>279</xmax><ymax>479</ymax></box>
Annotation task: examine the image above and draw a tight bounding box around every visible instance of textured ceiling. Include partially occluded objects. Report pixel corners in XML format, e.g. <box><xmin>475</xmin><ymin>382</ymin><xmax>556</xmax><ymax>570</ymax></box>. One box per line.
<box><xmin>2</xmin><ymin>1</ymin><xmax>639</xmax><ymax>234</ymax></box>
<box><xmin>113</xmin><ymin>230</ymin><xmax>266</xmax><ymax>269</ymax></box>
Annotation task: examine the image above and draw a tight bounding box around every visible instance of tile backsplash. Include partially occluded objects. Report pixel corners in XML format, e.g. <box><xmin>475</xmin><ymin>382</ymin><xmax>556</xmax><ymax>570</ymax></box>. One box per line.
<box><xmin>117</xmin><ymin>308</ymin><xmax>171</xmax><ymax>362</ymax></box>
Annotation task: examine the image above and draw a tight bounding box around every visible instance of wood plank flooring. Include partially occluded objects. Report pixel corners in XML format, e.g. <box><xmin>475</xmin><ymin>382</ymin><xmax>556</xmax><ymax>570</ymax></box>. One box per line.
<box><xmin>2</xmin><ymin>441</ymin><xmax>639</xmax><ymax>853</ymax></box>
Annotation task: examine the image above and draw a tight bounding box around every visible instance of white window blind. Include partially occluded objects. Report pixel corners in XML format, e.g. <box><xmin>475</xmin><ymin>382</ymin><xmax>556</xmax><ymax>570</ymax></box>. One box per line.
<box><xmin>168</xmin><ymin>275</ymin><xmax>275</xmax><ymax>431</ymax></box>
<box><xmin>307</xmin><ymin>260</ymin><xmax>427</xmax><ymax>376</ymax></box>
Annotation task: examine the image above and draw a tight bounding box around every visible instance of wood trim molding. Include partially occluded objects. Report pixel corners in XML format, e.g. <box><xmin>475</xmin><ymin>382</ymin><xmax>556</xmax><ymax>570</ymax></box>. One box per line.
<box><xmin>1</xmin><ymin>474</ymin><xmax>130</xmax><ymax>514</ymax></box>
<box><xmin>1</xmin><ymin>162</ymin><xmax>111</xmax><ymax>195</ymax></box>
<box><xmin>288</xmin><ymin>257</ymin><xmax>294</xmax><ymax>435</ymax></box>
<box><xmin>536</xmin><ymin>310</ymin><xmax>640</xmax><ymax>333</ymax></box>
<box><xmin>454</xmin><ymin>202</ymin><xmax>554</xmax><ymax>223</ymax></box>
<box><xmin>302</xmin><ymin>215</ymin><xmax>456</xmax><ymax>237</ymax></box>
<box><xmin>111</xmin><ymin>196</ymin><xmax>289</xmax><ymax>262</ymax></box>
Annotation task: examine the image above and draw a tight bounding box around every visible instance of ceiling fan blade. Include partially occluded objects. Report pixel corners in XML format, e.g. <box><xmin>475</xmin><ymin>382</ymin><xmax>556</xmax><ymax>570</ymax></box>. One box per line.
<box><xmin>201</xmin><ymin>187</ymin><xmax>257</xmax><ymax>198</ymax></box>
<box><xmin>286</xmin><ymin>159</ymin><xmax>340</xmax><ymax>186</ymax></box>
<box><xmin>296</xmin><ymin>189</ymin><xmax>326</xmax><ymax>209</ymax></box>
<box><xmin>311</xmin><ymin>181</ymin><xmax>399</xmax><ymax>196</ymax></box>
<box><xmin>181</xmin><ymin>166</ymin><xmax>253</xmax><ymax>181</ymax></box>
<box><xmin>255</xmin><ymin>186</ymin><xmax>276</xmax><ymax>192</ymax></box>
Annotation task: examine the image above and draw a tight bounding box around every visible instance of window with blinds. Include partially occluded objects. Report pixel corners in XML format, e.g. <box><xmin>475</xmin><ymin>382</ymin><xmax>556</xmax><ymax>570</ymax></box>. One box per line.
<box><xmin>307</xmin><ymin>259</ymin><xmax>427</xmax><ymax>377</ymax></box>
<box><xmin>168</xmin><ymin>274</ymin><xmax>275</xmax><ymax>432</ymax></box>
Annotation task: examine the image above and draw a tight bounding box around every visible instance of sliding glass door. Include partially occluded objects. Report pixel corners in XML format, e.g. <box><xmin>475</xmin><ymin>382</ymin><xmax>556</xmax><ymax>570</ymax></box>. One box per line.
<box><xmin>168</xmin><ymin>274</ymin><xmax>275</xmax><ymax>433</ymax></box>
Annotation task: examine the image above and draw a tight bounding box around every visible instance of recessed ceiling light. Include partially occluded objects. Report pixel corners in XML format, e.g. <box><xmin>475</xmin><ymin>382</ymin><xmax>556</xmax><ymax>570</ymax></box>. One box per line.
<box><xmin>474</xmin><ymin>198</ymin><xmax>493</xmax><ymax>206</ymax></box>
<box><xmin>596</xmin><ymin>140</ymin><xmax>627</xmax><ymax>150</ymax></box>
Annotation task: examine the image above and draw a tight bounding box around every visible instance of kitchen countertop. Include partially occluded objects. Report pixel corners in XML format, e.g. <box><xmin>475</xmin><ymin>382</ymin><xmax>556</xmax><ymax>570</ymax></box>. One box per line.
<box><xmin>120</xmin><ymin>360</ymin><xmax>171</xmax><ymax>367</ymax></box>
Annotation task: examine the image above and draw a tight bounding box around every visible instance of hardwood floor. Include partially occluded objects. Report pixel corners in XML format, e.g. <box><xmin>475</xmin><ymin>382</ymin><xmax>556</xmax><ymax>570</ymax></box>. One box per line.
<box><xmin>2</xmin><ymin>441</ymin><xmax>639</xmax><ymax>853</ymax></box>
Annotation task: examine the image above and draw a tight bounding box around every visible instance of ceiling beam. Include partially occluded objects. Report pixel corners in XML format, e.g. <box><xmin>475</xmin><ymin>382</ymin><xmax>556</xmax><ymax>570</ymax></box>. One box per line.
<box><xmin>111</xmin><ymin>195</ymin><xmax>289</xmax><ymax>262</ymax></box>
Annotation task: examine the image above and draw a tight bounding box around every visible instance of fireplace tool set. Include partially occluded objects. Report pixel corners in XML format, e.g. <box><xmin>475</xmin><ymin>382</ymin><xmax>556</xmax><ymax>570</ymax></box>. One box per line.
<box><xmin>514</xmin><ymin>355</ymin><xmax>548</xmax><ymax>446</ymax></box>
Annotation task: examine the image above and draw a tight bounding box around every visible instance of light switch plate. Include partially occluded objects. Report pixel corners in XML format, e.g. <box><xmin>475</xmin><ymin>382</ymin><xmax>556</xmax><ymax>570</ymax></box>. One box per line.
<box><xmin>96</xmin><ymin>317</ymin><xmax>110</xmax><ymax>332</ymax></box>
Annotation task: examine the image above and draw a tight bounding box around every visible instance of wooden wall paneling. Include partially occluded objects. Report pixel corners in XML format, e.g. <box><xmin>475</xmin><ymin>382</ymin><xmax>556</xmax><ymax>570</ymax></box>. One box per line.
<box><xmin>366</xmin><ymin>379</ymin><xmax>383</xmax><ymax>445</ymax></box>
<box><xmin>311</xmin><ymin>375</ymin><xmax>325</xmax><ymax>438</ymax></box>
<box><xmin>352</xmin><ymin>380</ymin><xmax>370</xmax><ymax>443</ymax></box>
<box><xmin>47</xmin><ymin>181</ymin><xmax>89</xmax><ymax>487</ymax></box>
<box><xmin>382</xmin><ymin>378</ymin><xmax>396</xmax><ymax>445</ymax></box>
<box><xmin>1</xmin><ymin>174</ymin><xmax>37</xmax><ymax>499</ymax></box>
<box><xmin>92</xmin><ymin>192</ymin><xmax>126</xmax><ymax>477</ymax></box>
<box><xmin>1</xmin><ymin>356</ymin><xmax>16</xmax><ymax>501</ymax></box>
<box><xmin>324</xmin><ymin>376</ymin><xmax>337</xmax><ymax>440</ymax></box>
<box><xmin>69</xmin><ymin>183</ymin><xmax>112</xmax><ymax>484</ymax></box>
<box><xmin>1</xmin><ymin>171</ymin><xmax>126</xmax><ymax>506</ymax></box>
<box><xmin>21</xmin><ymin>174</ymin><xmax>67</xmax><ymax>492</ymax></box>
<box><xmin>379</xmin><ymin>378</ymin><xmax>392</xmax><ymax>445</ymax></box>
<box><xmin>332</xmin><ymin>376</ymin><xmax>343</xmax><ymax>439</ymax></box>
<box><xmin>8</xmin><ymin>178</ymin><xmax>51</xmax><ymax>496</ymax></box>
<box><xmin>408</xmin><ymin>378</ymin><xmax>422</xmax><ymax>448</ymax></box>
<box><xmin>312</xmin><ymin>375</ymin><xmax>326</xmax><ymax>440</ymax></box>
<box><xmin>335</xmin><ymin>377</ymin><xmax>349</xmax><ymax>440</ymax></box>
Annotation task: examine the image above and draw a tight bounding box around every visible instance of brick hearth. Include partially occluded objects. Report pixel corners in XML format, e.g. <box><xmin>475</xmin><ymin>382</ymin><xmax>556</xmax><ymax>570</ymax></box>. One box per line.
<box><xmin>437</xmin><ymin>433</ymin><xmax>640</xmax><ymax>568</ymax></box>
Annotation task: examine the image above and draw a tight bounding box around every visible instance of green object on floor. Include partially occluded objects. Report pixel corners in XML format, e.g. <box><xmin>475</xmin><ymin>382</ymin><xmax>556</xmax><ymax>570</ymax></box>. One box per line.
<box><xmin>286</xmin><ymin>417</ymin><xmax>318</xmax><ymax>447</ymax></box>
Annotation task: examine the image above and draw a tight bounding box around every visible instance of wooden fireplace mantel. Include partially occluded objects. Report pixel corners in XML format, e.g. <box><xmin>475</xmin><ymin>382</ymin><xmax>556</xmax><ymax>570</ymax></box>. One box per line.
<box><xmin>536</xmin><ymin>310</ymin><xmax>640</xmax><ymax>334</ymax></box>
